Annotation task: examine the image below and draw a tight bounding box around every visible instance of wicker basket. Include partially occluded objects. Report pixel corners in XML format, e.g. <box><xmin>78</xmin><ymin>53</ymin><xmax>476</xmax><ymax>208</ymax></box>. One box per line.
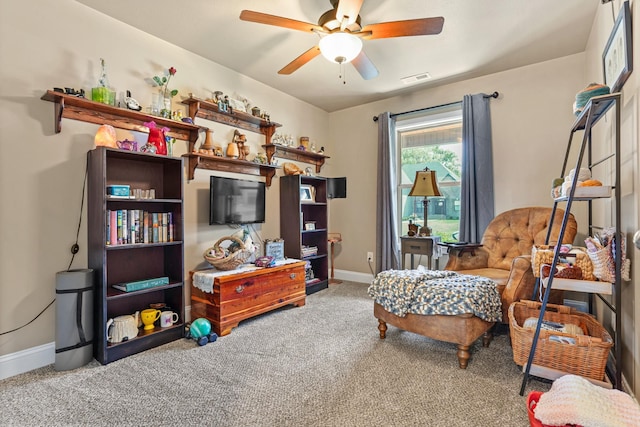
<box><xmin>203</xmin><ymin>236</ymin><xmax>253</xmax><ymax>271</ymax></box>
<box><xmin>532</xmin><ymin>245</ymin><xmax>595</xmax><ymax>280</ymax></box>
<box><xmin>509</xmin><ymin>300</ymin><xmax>612</xmax><ymax>381</ymax></box>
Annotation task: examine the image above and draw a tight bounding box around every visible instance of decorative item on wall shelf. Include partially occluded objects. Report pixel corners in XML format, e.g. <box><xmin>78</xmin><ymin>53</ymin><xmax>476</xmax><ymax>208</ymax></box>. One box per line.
<box><xmin>233</xmin><ymin>129</ymin><xmax>250</xmax><ymax>160</ymax></box>
<box><xmin>92</xmin><ymin>58</ymin><xmax>116</xmax><ymax>106</ymax></box>
<box><xmin>226</xmin><ymin>140</ymin><xmax>239</xmax><ymax>159</ymax></box>
<box><xmin>602</xmin><ymin>0</ymin><xmax>632</xmax><ymax>93</ymax></box>
<box><xmin>227</xmin><ymin>98</ymin><xmax>247</xmax><ymax>113</ymax></box>
<box><xmin>251</xmin><ymin>106</ymin><xmax>261</xmax><ymax>117</ymax></box>
<box><xmin>123</xmin><ymin>90</ymin><xmax>142</xmax><ymax>111</ymax></box>
<box><xmin>150</xmin><ymin>66</ymin><xmax>178</xmax><ymax>119</ymax></box>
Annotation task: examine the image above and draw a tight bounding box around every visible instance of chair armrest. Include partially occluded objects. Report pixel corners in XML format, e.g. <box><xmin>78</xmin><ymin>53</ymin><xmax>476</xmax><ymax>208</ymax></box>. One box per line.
<box><xmin>443</xmin><ymin>247</ymin><xmax>490</xmax><ymax>271</ymax></box>
<box><xmin>501</xmin><ymin>255</ymin><xmax>536</xmax><ymax>305</ymax></box>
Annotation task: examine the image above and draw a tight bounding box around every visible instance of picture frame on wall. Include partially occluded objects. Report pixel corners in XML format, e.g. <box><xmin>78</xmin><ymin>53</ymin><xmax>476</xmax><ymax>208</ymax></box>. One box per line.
<box><xmin>602</xmin><ymin>1</ymin><xmax>632</xmax><ymax>93</ymax></box>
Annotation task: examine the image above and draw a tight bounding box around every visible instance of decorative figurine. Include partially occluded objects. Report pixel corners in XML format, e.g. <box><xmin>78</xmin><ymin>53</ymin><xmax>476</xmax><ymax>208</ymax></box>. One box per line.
<box><xmin>233</xmin><ymin>129</ymin><xmax>249</xmax><ymax>160</ymax></box>
<box><xmin>123</xmin><ymin>90</ymin><xmax>142</xmax><ymax>111</ymax></box>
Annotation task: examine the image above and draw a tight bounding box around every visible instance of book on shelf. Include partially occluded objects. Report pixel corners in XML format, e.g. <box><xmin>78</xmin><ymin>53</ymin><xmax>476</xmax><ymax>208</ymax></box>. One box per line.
<box><xmin>112</xmin><ymin>276</ymin><xmax>170</xmax><ymax>292</ymax></box>
<box><xmin>105</xmin><ymin>209</ymin><xmax>175</xmax><ymax>245</ymax></box>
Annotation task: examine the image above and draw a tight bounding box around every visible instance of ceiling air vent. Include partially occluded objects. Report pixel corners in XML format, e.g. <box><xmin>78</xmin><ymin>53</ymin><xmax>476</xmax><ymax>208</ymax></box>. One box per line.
<box><xmin>401</xmin><ymin>72</ymin><xmax>432</xmax><ymax>84</ymax></box>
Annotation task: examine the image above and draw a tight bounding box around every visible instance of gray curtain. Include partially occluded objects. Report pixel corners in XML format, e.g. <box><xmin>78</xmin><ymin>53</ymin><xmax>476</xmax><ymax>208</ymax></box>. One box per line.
<box><xmin>375</xmin><ymin>112</ymin><xmax>400</xmax><ymax>273</ymax></box>
<box><xmin>459</xmin><ymin>94</ymin><xmax>494</xmax><ymax>243</ymax></box>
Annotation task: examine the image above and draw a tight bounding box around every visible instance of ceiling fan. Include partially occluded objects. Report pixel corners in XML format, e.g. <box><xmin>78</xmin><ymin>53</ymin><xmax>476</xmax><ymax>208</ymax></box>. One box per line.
<box><xmin>239</xmin><ymin>0</ymin><xmax>444</xmax><ymax>80</ymax></box>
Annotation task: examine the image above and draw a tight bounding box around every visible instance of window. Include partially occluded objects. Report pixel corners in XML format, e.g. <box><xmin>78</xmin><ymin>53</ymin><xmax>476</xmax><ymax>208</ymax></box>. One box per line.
<box><xmin>396</xmin><ymin>103</ymin><xmax>462</xmax><ymax>242</ymax></box>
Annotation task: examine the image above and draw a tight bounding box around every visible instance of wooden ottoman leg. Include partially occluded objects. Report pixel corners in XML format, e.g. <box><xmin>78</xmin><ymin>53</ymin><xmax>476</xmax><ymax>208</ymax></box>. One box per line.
<box><xmin>457</xmin><ymin>345</ymin><xmax>470</xmax><ymax>369</ymax></box>
<box><xmin>377</xmin><ymin>319</ymin><xmax>387</xmax><ymax>339</ymax></box>
<box><xmin>482</xmin><ymin>331</ymin><xmax>493</xmax><ymax>347</ymax></box>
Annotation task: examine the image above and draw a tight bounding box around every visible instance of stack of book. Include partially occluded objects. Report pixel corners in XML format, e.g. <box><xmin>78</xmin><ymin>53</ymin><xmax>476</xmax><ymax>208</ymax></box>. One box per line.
<box><xmin>301</xmin><ymin>245</ymin><xmax>318</xmax><ymax>258</ymax></box>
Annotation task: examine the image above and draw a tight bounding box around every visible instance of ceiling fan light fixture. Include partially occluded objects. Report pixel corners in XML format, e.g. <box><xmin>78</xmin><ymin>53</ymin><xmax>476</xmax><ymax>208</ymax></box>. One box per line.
<box><xmin>319</xmin><ymin>32</ymin><xmax>362</xmax><ymax>64</ymax></box>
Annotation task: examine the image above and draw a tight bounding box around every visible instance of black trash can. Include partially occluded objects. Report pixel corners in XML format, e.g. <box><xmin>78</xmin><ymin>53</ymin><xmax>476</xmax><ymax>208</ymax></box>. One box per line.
<box><xmin>55</xmin><ymin>269</ymin><xmax>94</xmax><ymax>371</ymax></box>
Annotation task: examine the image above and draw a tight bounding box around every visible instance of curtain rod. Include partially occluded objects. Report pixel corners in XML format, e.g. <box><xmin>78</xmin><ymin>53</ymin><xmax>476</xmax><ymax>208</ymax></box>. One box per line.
<box><xmin>372</xmin><ymin>91</ymin><xmax>499</xmax><ymax>122</ymax></box>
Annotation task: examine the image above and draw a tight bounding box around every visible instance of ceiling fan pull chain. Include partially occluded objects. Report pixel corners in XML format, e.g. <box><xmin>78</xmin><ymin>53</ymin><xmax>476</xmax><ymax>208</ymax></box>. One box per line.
<box><xmin>339</xmin><ymin>62</ymin><xmax>347</xmax><ymax>85</ymax></box>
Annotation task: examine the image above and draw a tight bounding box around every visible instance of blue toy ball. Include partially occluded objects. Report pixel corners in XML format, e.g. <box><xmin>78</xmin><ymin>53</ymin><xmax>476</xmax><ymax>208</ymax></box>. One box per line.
<box><xmin>186</xmin><ymin>318</ymin><xmax>218</xmax><ymax>346</ymax></box>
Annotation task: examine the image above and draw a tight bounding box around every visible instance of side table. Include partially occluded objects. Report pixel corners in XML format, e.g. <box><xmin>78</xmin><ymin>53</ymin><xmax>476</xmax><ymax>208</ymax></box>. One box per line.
<box><xmin>400</xmin><ymin>236</ymin><xmax>441</xmax><ymax>270</ymax></box>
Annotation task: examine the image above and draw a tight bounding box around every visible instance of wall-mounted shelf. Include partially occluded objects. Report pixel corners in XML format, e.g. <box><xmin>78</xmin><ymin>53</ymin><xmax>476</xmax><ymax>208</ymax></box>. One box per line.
<box><xmin>262</xmin><ymin>144</ymin><xmax>329</xmax><ymax>173</ymax></box>
<box><xmin>181</xmin><ymin>95</ymin><xmax>281</xmax><ymax>153</ymax></box>
<box><xmin>182</xmin><ymin>153</ymin><xmax>277</xmax><ymax>186</ymax></box>
<box><xmin>180</xmin><ymin>95</ymin><xmax>282</xmax><ymax>182</ymax></box>
<box><xmin>41</xmin><ymin>90</ymin><xmax>200</xmax><ymax>144</ymax></box>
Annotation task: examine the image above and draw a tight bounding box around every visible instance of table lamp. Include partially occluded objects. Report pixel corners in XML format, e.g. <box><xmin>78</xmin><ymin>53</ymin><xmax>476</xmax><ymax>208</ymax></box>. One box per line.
<box><xmin>408</xmin><ymin>167</ymin><xmax>441</xmax><ymax>236</ymax></box>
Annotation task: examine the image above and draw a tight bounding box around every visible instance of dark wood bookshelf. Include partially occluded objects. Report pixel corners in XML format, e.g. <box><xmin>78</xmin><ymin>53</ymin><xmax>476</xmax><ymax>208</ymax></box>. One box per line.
<box><xmin>88</xmin><ymin>147</ymin><xmax>185</xmax><ymax>364</ymax></box>
<box><xmin>279</xmin><ymin>175</ymin><xmax>329</xmax><ymax>295</ymax></box>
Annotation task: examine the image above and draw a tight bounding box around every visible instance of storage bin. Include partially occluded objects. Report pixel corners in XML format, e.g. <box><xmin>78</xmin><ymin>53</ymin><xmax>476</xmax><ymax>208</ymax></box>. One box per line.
<box><xmin>509</xmin><ymin>300</ymin><xmax>612</xmax><ymax>381</ymax></box>
<box><xmin>527</xmin><ymin>391</ymin><xmax>581</xmax><ymax>427</ymax></box>
<box><xmin>531</xmin><ymin>245</ymin><xmax>595</xmax><ymax>280</ymax></box>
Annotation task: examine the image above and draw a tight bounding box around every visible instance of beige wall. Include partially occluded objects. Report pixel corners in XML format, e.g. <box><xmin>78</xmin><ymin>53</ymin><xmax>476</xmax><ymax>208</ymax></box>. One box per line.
<box><xmin>1</xmin><ymin>0</ymin><xmax>637</xmax><ymax>399</ymax></box>
<box><xmin>327</xmin><ymin>53</ymin><xmax>589</xmax><ymax>274</ymax></box>
<box><xmin>0</xmin><ymin>0</ymin><xmax>329</xmax><ymax>359</ymax></box>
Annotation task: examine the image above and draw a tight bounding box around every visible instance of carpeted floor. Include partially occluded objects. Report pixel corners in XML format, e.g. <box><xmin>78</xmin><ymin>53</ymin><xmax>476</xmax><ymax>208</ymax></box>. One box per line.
<box><xmin>0</xmin><ymin>282</ymin><xmax>549</xmax><ymax>426</ymax></box>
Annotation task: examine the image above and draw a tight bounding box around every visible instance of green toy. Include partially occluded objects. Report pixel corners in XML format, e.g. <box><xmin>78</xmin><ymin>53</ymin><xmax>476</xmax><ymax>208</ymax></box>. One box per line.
<box><xmin>186</xmin><ymin>318</ymin><xmax>218</xmax><ymax>346</ymax></box>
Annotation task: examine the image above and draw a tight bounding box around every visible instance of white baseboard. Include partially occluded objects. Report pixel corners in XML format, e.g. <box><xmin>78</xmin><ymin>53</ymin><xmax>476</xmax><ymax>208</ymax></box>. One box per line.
<box><xmin>0</xmin><ymin>342</ymin><xmax>54</xmax><ymax>381</ymax></box>
<box><xmin>334</xmin><ymin>269</ymin><xmax>373</xmax><ymax>285</ymax></box>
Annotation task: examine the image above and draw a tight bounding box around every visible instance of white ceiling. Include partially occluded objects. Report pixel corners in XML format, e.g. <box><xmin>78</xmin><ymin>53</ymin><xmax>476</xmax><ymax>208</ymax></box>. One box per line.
<box><xmin>75</xmin><ymin>0</ymin><xmax>599</xmax><ymax>112</ymax></box>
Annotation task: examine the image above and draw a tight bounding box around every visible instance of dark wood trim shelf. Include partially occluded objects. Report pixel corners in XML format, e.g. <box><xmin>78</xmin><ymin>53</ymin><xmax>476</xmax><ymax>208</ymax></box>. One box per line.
<box><xmin>41</xmin><ymin>90</ymin><xmax>201</xmax><ymax>143</ymax></box>
<box><xmin>263</xmin><ymin>144</ymin><xmax>330</xmax><ymax>174</ymax></box>
<box><xmin>180</xmin><ymin>95</ymin><xmax>284</xmax><ymax>182</ymax></box>
<box><xmin>181</xmin><ymin>95</ymin><xmax>281</xmax><ymax>152</ymax></box>
<box><xmin>182</xmin><ymin>153</ymin><xmax>278</xmax><ymax>185</ymax></box>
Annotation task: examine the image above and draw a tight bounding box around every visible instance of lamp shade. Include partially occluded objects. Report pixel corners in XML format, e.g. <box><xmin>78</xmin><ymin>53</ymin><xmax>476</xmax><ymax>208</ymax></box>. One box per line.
<box><xmin>319</xmin><ymin>32</ymin><xmax>363</xmax><ymax>64</ymax></box>
<box><xmin>408</xmin><ymin>169</ymin><xmax>442</xmax><ymax>197</ymax></box>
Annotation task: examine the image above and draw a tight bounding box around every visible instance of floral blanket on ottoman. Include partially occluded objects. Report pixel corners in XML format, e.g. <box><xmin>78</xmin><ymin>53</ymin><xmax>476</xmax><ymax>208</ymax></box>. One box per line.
<box><xmin>368</xmin><ymin>267</ymin><xmax>502</xmax><ymax>322</ymax></box>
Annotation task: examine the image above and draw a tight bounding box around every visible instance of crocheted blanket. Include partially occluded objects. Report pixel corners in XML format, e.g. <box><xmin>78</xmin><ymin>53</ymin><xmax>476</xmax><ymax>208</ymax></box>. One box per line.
<box><xmin>535</xmin><ymin>374</ymin><xmax>640</xmax><ymax>427</ymax></box>
<box><xmin>367</xmin><ymin>267</ymin><xmax>502</xmax><ymax>322</ymax></box>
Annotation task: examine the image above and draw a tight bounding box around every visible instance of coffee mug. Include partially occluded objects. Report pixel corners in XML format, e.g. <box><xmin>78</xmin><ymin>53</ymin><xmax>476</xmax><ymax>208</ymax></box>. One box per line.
<box><xmin>160</xmin><ymin>311</ymin><xmax>179</xmax><ymax>328</ymax></box>
<box><xmin>140</xmin><ymin>308</ymin><xmax>161</xmax><ymax>331</ymax></box>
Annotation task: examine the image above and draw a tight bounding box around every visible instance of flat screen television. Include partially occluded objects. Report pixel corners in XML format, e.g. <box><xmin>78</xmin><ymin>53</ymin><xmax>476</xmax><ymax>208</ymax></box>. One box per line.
<box><xmin>209</xmin><ymin>176</ymin><xmax>266</xmax><ymax>225</ymax></box>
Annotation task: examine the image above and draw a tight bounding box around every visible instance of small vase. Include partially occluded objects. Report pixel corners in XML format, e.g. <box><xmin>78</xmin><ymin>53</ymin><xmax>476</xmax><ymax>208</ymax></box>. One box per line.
<box><xmin>161</xmin><ymin>96</ymin><xmax>172</xmax><ymax>119</ymax></box>
<box><xmin>151</xmin><ymin>92</ymin><xmax>162</xmax><ymax>116</ymax></box>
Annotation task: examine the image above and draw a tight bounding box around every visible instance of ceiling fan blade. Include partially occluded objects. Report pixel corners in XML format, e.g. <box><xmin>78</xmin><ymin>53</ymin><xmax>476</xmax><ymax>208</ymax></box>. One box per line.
<box><xmin>361</xmin><ymin>17</ymin><xmax>444</xmax><ymax>40</ymax></box>
<box><xmin>278</xmin><ymin>46</ymin><xmax>322</xmax><ymax>75</ymax></box>
<box><xmin>336</xmin><ymin>0</ymin><xmax>364</xmax><ymax>27</ymax></box>
<box><xmin>351</xmin><ymin>51</ymin><xmax>378</xmax><ymax>80</ymax></box>
<box><xmin>240</xmin><ymin>10</ymin><xmax>323</xmax><ymax>33</ymax></box>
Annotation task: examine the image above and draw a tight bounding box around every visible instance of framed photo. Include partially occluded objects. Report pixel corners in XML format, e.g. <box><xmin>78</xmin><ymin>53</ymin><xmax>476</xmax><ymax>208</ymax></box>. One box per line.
<box><xmin>602</xmin><ymin>1</ymin><xmax>632</xmax><ymax>93</ymax></box>
<box><xmin>264</xmin><ymin>239</ymin><xmax>284</xmax><ymax>261</ymax></box>
<box><xmin>300</xmin><ymin>185</ymin><xmax>315</xmax><ymax>203</ymax></box>
<box><xmin>304</xmin><ymin>221</ymin><xmax>316</xmax><ymax>231</ymax></box>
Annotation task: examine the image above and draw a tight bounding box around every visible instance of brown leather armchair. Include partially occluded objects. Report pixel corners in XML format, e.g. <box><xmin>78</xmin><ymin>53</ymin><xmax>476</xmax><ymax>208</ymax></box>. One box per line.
<box><xmin>444</xmin><ymin>207</ymin><xmax>577</xmax><ymax>322</ymax></box>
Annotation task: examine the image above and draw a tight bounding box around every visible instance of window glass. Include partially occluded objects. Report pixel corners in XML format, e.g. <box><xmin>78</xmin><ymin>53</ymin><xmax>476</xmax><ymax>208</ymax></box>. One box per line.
<box><xmin>396</xmin><ymin>104</ymin><xmax>462</xmax><ymax>242</ymax></box>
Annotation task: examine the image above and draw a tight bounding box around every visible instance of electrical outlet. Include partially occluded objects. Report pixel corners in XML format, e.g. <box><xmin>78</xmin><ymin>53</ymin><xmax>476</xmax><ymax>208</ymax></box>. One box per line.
<box><xmin>367</xmin><ymin>252</ymin><xmax>373</xmax><ymax>262</ymax></box>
